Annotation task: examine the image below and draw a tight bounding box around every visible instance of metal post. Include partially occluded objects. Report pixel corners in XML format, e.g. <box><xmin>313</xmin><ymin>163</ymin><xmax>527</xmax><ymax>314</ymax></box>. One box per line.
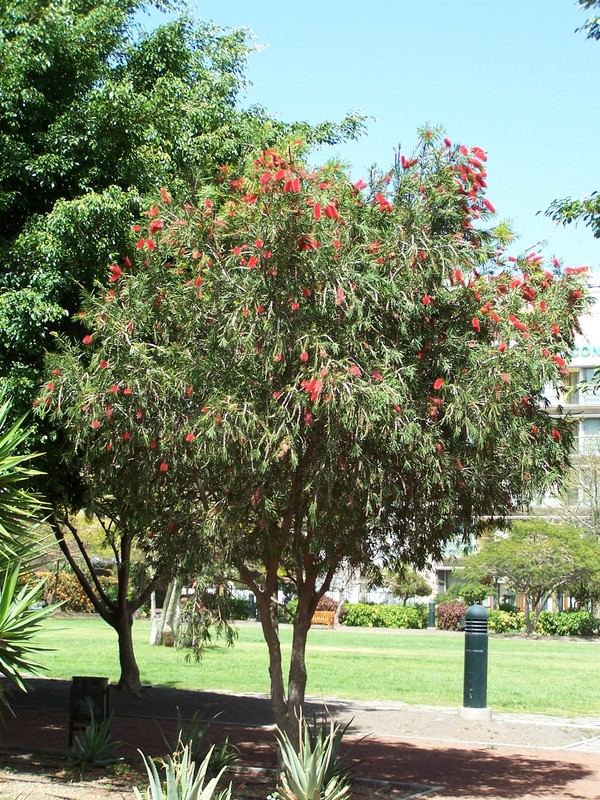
<box><xmin>69</xmin><ymin>676</ymin><xmax>110</xmax><ymax>745</ymax></box>
<box><xmin>248</xmin><ymin>592</ymin><xmax>257</xmax><ymax>620</ymax></box>
<box><xmin>428</xmin><ymin>600</ymin><xmax>436</xmax><ymax>629</ymax></box>
<box><xmin>459</xmin><ymin>604</ymin><xmax>492</xmax><ymax>721</ymax></box>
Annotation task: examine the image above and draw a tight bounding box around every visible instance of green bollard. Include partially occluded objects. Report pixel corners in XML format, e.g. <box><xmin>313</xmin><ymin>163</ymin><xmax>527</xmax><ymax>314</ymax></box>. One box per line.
<box><xmin>459</xmin><ymin>604</ymin><xmax>492</xmax><ymax>721</ymax></box>
<box><xmin>428</xmin><ymin>601</ymin><xmax>436</xmax><ymax>629</ymax></box>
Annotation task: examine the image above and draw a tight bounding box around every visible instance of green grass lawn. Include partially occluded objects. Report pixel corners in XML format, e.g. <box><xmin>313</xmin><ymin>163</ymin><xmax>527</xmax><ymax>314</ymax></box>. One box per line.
<box><xmin>35</xmin><ymin>616</ymin><xmax>600</xmax><ymax>716</ymax></box>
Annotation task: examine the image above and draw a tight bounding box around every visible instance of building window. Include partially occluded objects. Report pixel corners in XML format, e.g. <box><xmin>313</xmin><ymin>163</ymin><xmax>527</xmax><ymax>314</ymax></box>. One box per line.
<box><xmin>564</xmin><ymin>368</ymin><xmax>600</xmax><ymax>406</ymax></box>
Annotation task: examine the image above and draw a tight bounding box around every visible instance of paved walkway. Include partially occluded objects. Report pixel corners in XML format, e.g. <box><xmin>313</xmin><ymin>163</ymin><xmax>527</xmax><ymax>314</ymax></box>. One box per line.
<box><xmin>2</xmin><ymin>678</ymin><xmax>600</xmax><ymax>798</ymax></box>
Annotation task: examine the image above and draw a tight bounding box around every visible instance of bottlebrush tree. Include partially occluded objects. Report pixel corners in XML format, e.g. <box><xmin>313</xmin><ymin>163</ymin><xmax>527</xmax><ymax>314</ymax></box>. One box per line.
<box><xmin>39</xmin><ymin>128</ymin><xmax>589</xmax><ymax>731</ymax></box>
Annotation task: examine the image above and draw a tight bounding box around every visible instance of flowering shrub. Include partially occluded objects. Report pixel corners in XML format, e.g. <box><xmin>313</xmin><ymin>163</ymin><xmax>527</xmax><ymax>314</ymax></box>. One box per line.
<box><xmin>38</xmin><ymin>570</ymin><xmax>118</xmax><ymax>613</ymax></box>
<box><xmin>316</xmin><ymin>595</ymin><xmax>339</xmax><ymax>612</ymax></box>
<box><xmin>436</xmin><ymin>600</ymin><xmax>468</xmax><ymax>631</ymax></box>
<box><xmin>340</xmin><ymin>603</ymin><xmax>427</xmax><ymax>629</ymax></box>
<box><xmin>487</xmin><ymin>609</ymin><xmax>525</xmax><ymax>633</ymax></box>
<box><xmin>536</xmin><ymin>610</ymin><xmax>599</xmax><ymax>636</ymax></box>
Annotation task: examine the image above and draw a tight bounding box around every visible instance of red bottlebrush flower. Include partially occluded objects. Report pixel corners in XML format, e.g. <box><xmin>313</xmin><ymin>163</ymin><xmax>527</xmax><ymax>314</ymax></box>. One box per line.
<box><xmin>501</xmin><ymin>372</ymin><xmax>510</xmax><ymax>383</ymax></box>
<box><xmin>332</xmin><ymin>239</ymin><xmax>342</xmax><ymax>249</ymax></box>
<box><xmin>259</xmin><ymin>171</ymin><xmax>271</xmax><ymax>185</ymax></box>
<box><xmin>336</xmin><ymin>287</ymin><xmax>346</xmax><ymax>306</ymax></box>
<box><xmin>290</xmin><ymin>301</ymin><xmax>300</xmax><ymax>311</ymax></box>
<box><xmin>349</xmin><ymin>365</ymin><xmax>362</xmax><ymax>377</ymax></box>
<box><xmin>135</xmin><ymin>410</ymin><xmax>143</xmax><ymax>420</ymax></box>
<box><xmin>148</xmin><ymin>219</ymin><xmax>164</xmax><ymax>234</ymax></box>
<box><xmin>242</xmin><ymin>308</ymin><xmax>250</xmax><ymax>315</ymax></box>
<box><xmin>552</xmin><ymin>429</ymin><xmax>561</xmax><ymax>441</ymax></box>
<box><xmin>247</xmin><ymin>256</ymin><xmax>259</xmax><ymax>269</ymax></box>
<box><xmin>131</xmin><ymin>224</ymin><xmax>141</xmax><ymax>233</ymax></box>
<box><xmin>302</xmin><ymin>288</ymin><xmax>311</xmax><ymax>297</ymax></box>
<box><xmin>272</xmin><ymin>391</ymin><xmax>281</xmax><ymax>399</ymax></box>
<box><xmin>255</xmin><ymin>239</ymin><xmax>264</xmax><ymax>249</ymax></box>
<box><xmin>146</xmin><ymin>205</ymin><xmax>160</xmax><ymax>219</ymax></box>
<box><xmin>313</xmin><ymin>202</ymin><xmax>322</xmax><ymax>220</ymax></box>
<box><xmin>304</xmin><ymin>410</ymin><xmax>314</xmax><ymax>426</ymax></box>
<box><xmin>274</xmin><ymin>169</ymin><xmax>286</xmax><ymax>181</ymax></box>
<box><xmin>324</xmin><ymin>203</ymin><xmax>339</xmax><ymax>219</ymax></box>
<box><xmin>393</xmin><ymin>404</ymin><xmax>402</xmax><ymax>413</ymax></box>
<box><xmin>46</xmin><ymin>382</ymin><xmax>55</xmax><ymax>391</ymax></box>
<box><xmin>274</xmin><ymin>353</ymin><xmax>283</xmax><ymax>362</ymax></box>
<box><xmin>159</xmin><ymin>462</ymin><xmax>169</xmax><ymax>471</ymax></box>
<box><xmin>552</xmin><ymin>324</ymin><xmax>560</xmax><ymax>335</ymax></box>
<box><xmin>195</xmin><ymin>276</ymin><xmax>203</xmax><ymax>287</ymax></box>
<box><xmin>241</xmin><ymin>193</ymin><xmax>258</xmax><ymax>204</ymax></box>
<box><xmin>233</xmin><ymin>246</ymin><xmax>243</xmax><ymax>256</ymax></box>
<box><xmin>256</xmin><ymin>305</ymin><xmax>265</xmax><ymax>313</ymax></box>
<box><xmin>433</xmin><ymin>378</ymin><xmax>444</xmax><ymax>390</ymax></box>
<box><xmin>460</xmin><ymin>144</ymin><xmax>468</xmax><ymax>155</ymax></box>
<box><xmin>452</xmin><ymin>269</ymin><xmax>464</xmax><ymax>285</ymax></box>
<box><xmin>146</xmin><ymin>238</ymin><xmax>156</xmax><ymax>251</ymax></box>
<box><xmin>422</xmin><ymin>295</ymin><xmax>432</xmax><ymax>306</ymax></box>
<box><xmin>541</xmin><ymin>348</ymin><xmax>550</xmax><ymax>358</ymax></box>
<box><xmin>123</xmin><ymin>431</ymin><xmax>132</xmax><ymax>441</ymax></box>
<box><xmin>150</xmin><ymin>440</ymin><xmax>157</xmax><ymax>449</ymax></box>
<box><xmin>185</xmin><ymin>432</ymin><xmax>195</xmax><ymax>442</ymax></box>
<box><xmin>82</xmin><ymin>334</ymin><xmax>93</xmax><ymax>345</ymax></box>
<box><xmin>291</xmin><ymin>177</ymin><xmax>300</xmax><ymax>192</ymax></box>
<box><xmin>443</xmin><ymin>137</ymin><xmax>452</xmax><ymax>147</ymax></box>
<box><xmin>297</xmin><ymin>235</ymin><xmax>320</xmax><ymax>251</ymax></box>
<box><xmin>91</xmin><ymin>420</ymin><xmax>101</xmax><ymax>430</ymax></box>
<box><xmin>300</xmin><ymin>352</ymin><xmax>309</xmax><ymax>362</ymax></box>
<box><xmin>539</xmin><ymin>300</ymin><xmax>547</xmax><ymax>311</ymax></box>
<box><xmin>105</xmin><ymin>405</ymin><xmax>113</xmax><ymax>418</ymax></box>
<box><xmin>553</xmin><ymin>355</ymin><xmax>566</xmax><ymax>367</ymax></box>
<box><xmin>230</xmin><ymin>177</ymin><xmax>245</xmax><ymax>190</ymax></box>
<box><xmin>123</xmin><ymin>387</ymin><xmax>132</xmax><ymax>395</ymax></box>
<box><xmin>370</xmin><ymin>369</ymin><xmax>383</xmax><ymax>382</ymax></box>
<box><xmin>375</xmin><ymin>193</ymin><xmax>393</xmax><ymax>212</ymax></box>
<box><xmin>109</xmin><ymin>385</ymin><xmax>119</xmax><ymax>393</ymax></box>
<box><xmin>532</xmin><ymin>425</ymin><xmax>539</xmax><ymax>435</ymax></box>
<box><xmin>100</xmin><ymin>360</ymin><xmax>108</xmax><ymax>369</ymax></box>
<box><xmin>136</xmin><ymin>238</ymin><xmax>145</xmax><ymax>250</ymax></box>
<box><xmin>472</xmin><ymin>318</ymin><xmax>481</xmax><ymax>333</ymax></box>
<box><xmin>509</xmin><ymin>315</ymin><xmax>527</xmax><ymax>332</ymax></box>
<box><xmin>160</xmin><ymin>187</ymin><xmax>172</xmax><ymax>203</ymax></box>
<box><xmin>353</xmin><ymin>179</ymin><xmax>368</xmax><ymax>191</ymax></box>
<box><xmin>106</xmin><ymin>442</ymin><xmax>113</xmax><ymax>451</ymax></box>
<box><xmin>108</xmin><ymin>264</ymin><xmax>123</xmax><ymax>282</ymax></box>
<box><xmin>482</xmin><ymin>198</ymin><xmax>496</xmax><ymax>213</ymax></box>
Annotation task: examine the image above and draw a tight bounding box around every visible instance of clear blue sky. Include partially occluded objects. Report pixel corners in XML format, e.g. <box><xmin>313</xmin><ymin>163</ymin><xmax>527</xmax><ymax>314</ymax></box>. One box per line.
<box><xmin>142</xmin><ymin>0</ymin><xmax>600</xmax><ymax>270</ymax></box>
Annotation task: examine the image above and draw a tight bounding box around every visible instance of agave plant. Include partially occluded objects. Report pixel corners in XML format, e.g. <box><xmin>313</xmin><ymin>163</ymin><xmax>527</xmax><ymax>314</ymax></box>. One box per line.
<box><xmin>69</xmin><ymin>707</ymin><xmax>122</xmax><ymax>768</ymax></box>
<box><xmin>275</xmin><ymin>718</ymin><xmax>351</xmax><ymax>800</ymax></box>
<box><xmin>160</xmin><ymin>709</ymin><xmax>240</xmax><ymax>777</ymax></box>
<box><xmin>134</xmin><ymin>743</ymin><xmax>231</xmax><ymax>800</ymax></box>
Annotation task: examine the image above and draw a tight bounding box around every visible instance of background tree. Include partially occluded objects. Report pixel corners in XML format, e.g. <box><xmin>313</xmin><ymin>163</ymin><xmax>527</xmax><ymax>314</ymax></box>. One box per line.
<box><xmin>0</xmin><ymin>0</ymin><xmax>364</xmax><ymax>421</ymax></box>
<box><xmin>545</xmin><ymin>1</ymin><xmax>600</xmax><ymax>238</ymax></box>
<box><xmin>43</xmin><ymin>130</ymin><xmax>589</xmax><ymax>741</ymax></box>
<box><xmin>459</xmin><ymin>520</ymin><xmax>600</xmax><ymax>633</ymax></box>
<box><xmin>379</xmin><ymin>567</ymin><xmax>432</xmax><ymax>606</ymax></box>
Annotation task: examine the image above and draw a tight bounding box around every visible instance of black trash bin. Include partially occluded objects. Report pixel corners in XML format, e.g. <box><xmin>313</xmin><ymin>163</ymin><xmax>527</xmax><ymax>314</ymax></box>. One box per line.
<box><xmin>69</xmin><ymin>676</ymin><xmax>110</xmax><ymax>746</ymax></box>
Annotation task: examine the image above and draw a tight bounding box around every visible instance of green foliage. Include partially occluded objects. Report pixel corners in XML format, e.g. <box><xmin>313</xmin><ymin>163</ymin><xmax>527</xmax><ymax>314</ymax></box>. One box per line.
<box><xmin>340</xmin><ymin>603</ymin><xmax>427</xmax><ymax>629</ymax></box>
<box><xmin>536</xmin><ymin>610</ymin><xmax>599</xmax><ymax>637</ymax></box>
<box><xmin>275</xmin><ymin>719</ymin><xmax>351</xmax><ymax>800</ymax></box>
<box><xmin>69</xmin><ymin>709</ymin><xmax>122</xmax><ymax>768</ymax></box>
<box><xmin>445</xmin><ymin>579</ymin><xmax>494</xmax><ymax>606</ymax></box>
<box><xmin>487</xmin><ymin>609</ymin><xmax>525</xmax><ymax>633</ymax></box>
<box><xmin>227</xmin><ymin>597</ymin><xmax>249</xmax><ymax>619</ymax></box>
<box><xmin>380</xmin><ymin>567</ymin><xmax>431</xmax><ymax>605</ymax></box>
<box><xmin>436</xmin><ymin>601</ymin><xmax>468</xmax><ymax>631</ymax></box>
<box><xmin>160</xmin><ymin>710</ymin><xmax>239</xmax><ymax>777</ymax></box>
<box><xmin>134</xmin><ymin>744</ymin><xmax>231</xmax><ymax>800</ymax></box>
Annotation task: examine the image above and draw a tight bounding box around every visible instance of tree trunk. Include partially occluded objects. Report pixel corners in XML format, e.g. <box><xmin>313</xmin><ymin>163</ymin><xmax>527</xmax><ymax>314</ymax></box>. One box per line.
<box><xmin>112</xmin><ymin>607</ymin><xmax>142</xmax><ymax>693</ymax></box>
<box><xmin>524</xmin><ymin>597</ymin><xmax>534</xmax><ymax>635</ymax></box>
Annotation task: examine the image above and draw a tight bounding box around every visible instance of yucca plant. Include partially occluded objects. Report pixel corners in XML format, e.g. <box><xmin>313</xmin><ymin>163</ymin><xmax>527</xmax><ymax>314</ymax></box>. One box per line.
<box><xmin>275</xmin><ymin>718</ymin><xmax>351</xmax><ymax>800</ymax></box>
<box><xmin>69</xmin><ymin>707</ymin><xmax>122</xmax><ymax>768</ymax></box>
<box><xmin>133</xmin><ymin>743</ymin><xmax>231</xmax><ymax>800</ymax></box>
<box><xmin>0</xmin><ymin>390</ymin><xmax>56</xmax><ymax>712</ymax></box>
<box><xmin>160</xmin><ymin>710</ymin><xmax>240</xmax><ymax>777</ymax></box>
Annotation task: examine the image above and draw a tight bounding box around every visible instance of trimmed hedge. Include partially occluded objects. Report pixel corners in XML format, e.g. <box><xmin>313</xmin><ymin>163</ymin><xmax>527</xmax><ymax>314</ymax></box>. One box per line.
<box><xmin>340</xmin><ymin>603</ymin><xmax>427</xmax><ymax>629</ymax></box>
<box><xmin>229</xmin><ymin>597</ymin><xmax>249</xmax><ymax>619</ymax></box>
<box><xmin>536</xmin><ymin>610</ymin><xmax>599</xmax><ymax>637</ymax></box>
<box><xmin>487</xmin><ymin>609</ymin><xmax>525</xmax><ymax>633</ymax></box>
<box><xmin>436</xmin><ymin>600</ymin><xmax>468</xmax><ymax>631</ymax></box>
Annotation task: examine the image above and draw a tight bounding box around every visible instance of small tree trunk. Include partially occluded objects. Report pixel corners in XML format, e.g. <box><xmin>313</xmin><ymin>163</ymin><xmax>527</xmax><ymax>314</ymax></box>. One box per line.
<box><xmin>113</xmin><ymin>608</ymin><xmax>142</xmax><ymax>693</ymax></box>
<box><xmin>149</xmin><ymin>591</ymin><xmax>163</xmax><ymax>646</ymax></box>
<box><xmin>162</xmin><ymin>578</ymin><xmax>182</xmax><ymax>647</ymax></box>
<box><xmin>524</xmin><ymin>598</ymin><xmax>534</xmax><ymax>635</ymax></box>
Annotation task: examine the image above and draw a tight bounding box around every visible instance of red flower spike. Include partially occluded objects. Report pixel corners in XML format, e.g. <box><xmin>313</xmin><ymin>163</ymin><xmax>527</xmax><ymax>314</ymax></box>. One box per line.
<box><xmin>482</xmin><ymin>199</ymin><xmax>495</xmax><ymax>213</ymax></box>
<box><xmin>160</xmin><ymin>187</ymin><xmax>172</xmax><ymax>203</ymax></box>
<box><xmin>302</xmin><ymin>288</ymin><xmax>311</xmax><ymax>298</ymax></box>
<box><xmin>350</xmin><ymin>365</ymin><xmax>362</xmax><ymax>377</ymax></box>
<box><xmin>433</xmin><ymin>378</ymin><xmax>444</xmax><ymax>390</ymax></box>
<box><xmin>371</xmin><ymin>369</ymin><xmax>383</xmax><ymax>382</ymax></box>
<box><xmin>105</xmin><ymin>405</ymin><xmax>113</xmax><ymax>418</ymax></box>
<box><xmin>324</xmin><ymin>204</ymin><xmax>339</xmax><ymax>219</ymax></box>
<box><xmin>146</xmin><ymin>238</ymin><xmax>155</xmax><ymax>251</ymax></box>
<box><xmin>300</xmin><ymin>352</ymin><xmax>309</xmax><ymax>362</ymax></box>
<box><xmin>498</xmin><ymin>343</ymin><xmax>507</xmax><ymax>353</ymax></box>
<box><xmin>553</xmin><ymin>355</ymin><xmax>566</xmax><ymax>367</ymax></box>
<box><xmin>185</xmin><ymin>432</ymin><xmax>195</xmax><ymax>442</ymax></box>
<box><xmin>91</xmin><ymin>420</ymin><xmax>100</xmax><ymax>430</ymax></box>
<box><xmin>123</xmin><ymin>387</ymin><xmax>132</xmax><ymax>395</ymax></box>
<box><xmin>472</xmin><ymin>318</ymin><xmax>480</xmax><ymax>333</ymax></box>
<box><xmin>82</xmin><ymin>335</ymin><xmax>93</xmax><ymax>345</ymax></box>
<box><xmin>422</xmin><ymin>295</ymin><xmax>432</xmax><ymax>306</ymax></box>
<box><xmin>148</xmin><ymin>219</ymin><xmax>164</xmax><ymax>234</ymax></box>
<box><xmin>108</xmin><ymin>264</ymin><xmax>123</xmax><ymax>282</ymax></box>
<box><xmin>259</xmin><ymin>172</ymin><xmax>271</xmax><ymax>185</ymax></box>
<box><xmin>123</xmin><ymin>432</ymin><xmax>132</xmax><ymax>441</ymax></box>
<box><xmin>552</xmin><ymin>429</ymin><xmax>561</xmax><ymax>441</ymax></box>
<box><xmin>274</xmin><ymin>353</ymin><xmax>283</xmax><ymax>363</ymax></box>
<box><xmin>159</xmin><ymin>462</ymin><xmax>169</xmax><ymax>472</ymax></box>
<box><xmin>313</xmin><ymin>203</ymin><xmax>322</xmax><ymax>220</ymax></box>
<box><xmin>353</xmin><ymin>179</ymin><xmax>367</xmax><ymax>191</ymax></box>
<box><xmin>247</xmin><ymin>256</ymin><xmax>259</xmax><ymax>269</ymax></box>
<box><xmin>336</xmin><ymin>287</ymin><xmax>346</xmax><ymax>306</ymax></box>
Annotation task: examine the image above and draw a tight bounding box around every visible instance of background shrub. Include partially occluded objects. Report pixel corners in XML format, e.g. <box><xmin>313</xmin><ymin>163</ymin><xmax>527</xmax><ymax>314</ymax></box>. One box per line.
<box><xmin>340</xmin><ymin>603</ymin><xmax>427</xmax><ymax>629</ymax></box>
<box><xmin>38</xmin><ymin>569</ymin><xmax>118</xmax><ymax>612</ymax></box>
<box><xmin>436</xmin><ymin>600</ymin><xmax>468</xmax><ymax>631</ymax></box>
<box><xmin>487</xmin><ymin>609</ymin><xmax>526</xmax><ymax>633</ymax></box>
<box><xmin>536</xmin><ymin>610</ymin><xmax>599</xmax><ymax>637</ymax></box>
<box><xmin>228</xmin><ymin>597</ymin><xmax>249</xmax><ymax>619</ymax></box>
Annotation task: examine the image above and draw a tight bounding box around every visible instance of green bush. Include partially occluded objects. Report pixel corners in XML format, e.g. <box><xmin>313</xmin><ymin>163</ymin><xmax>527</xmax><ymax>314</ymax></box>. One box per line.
<box><xmin>436</xmin><ymin>601</ymin><xmax>468</xmax><ymax>631</ymax></box>
<box><xmin>340</xmin><ymin>603</ymin><xmax>427</xmax><ymax>629</ymax></box>
<box><xmin>536</xmin><ymin>610</ymin><xmax>599</xmax><ymax>637</ymax></box>
<box><xmin>487</xmin><ymin>609</ymin><xmax>525</xmax><ymax>633</ymax></box>
<box><xmin>228</xmin><ymin>597</ymin><xmax>249</xmax><ymax>619</ymax></box>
